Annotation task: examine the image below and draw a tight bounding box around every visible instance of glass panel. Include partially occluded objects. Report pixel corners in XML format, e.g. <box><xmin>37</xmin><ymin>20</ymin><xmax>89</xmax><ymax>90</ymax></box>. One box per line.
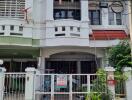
<box><xmin>54</xmin><ymin>9</ymin><xmax>80</xmax><ymax>20</ymax></box>
<box><xmin>109</xmin><ymin>12</ymin><xmax>114</xmax><ymax>25</ymax></box>
<box><xmin>67</xmin><ymin>11</ymin><xmax>73</xmax><ymax>18</ymax></box>
<box><xmin>116</xmin><ymin>19</ymin><xmax>122</xmax><ymax>25</ymax></box>
<box><xmin>89</xmin><ymin>10</ymin><xmax>101</xmax><ymax>25</ymax></box>
<box><xmin>116</xmin><ymin>13</ymin><xmax>122</xmax><ymax>25</ymax></box>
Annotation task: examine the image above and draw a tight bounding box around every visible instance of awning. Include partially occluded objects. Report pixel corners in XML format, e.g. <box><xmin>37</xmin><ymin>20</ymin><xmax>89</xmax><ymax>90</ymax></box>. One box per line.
<box><xmin>89</xmin><ymin>30</ymin><xmax>128</xmax><ymax>40</ymax></box>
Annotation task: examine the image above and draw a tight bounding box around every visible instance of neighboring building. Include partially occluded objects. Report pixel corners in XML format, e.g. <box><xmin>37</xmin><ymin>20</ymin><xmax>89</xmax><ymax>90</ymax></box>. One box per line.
<box><xmin>0</xmin><ymin>0</ymin><xmax>128</xmax><ymax>73</ymax></box>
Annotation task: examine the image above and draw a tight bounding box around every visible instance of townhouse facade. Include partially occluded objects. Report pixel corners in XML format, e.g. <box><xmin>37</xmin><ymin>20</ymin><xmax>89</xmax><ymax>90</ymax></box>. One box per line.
<box><xmin>0</xmin><ymin>0</ymin><xmax>129</xmax><ymax>73</ymax></box>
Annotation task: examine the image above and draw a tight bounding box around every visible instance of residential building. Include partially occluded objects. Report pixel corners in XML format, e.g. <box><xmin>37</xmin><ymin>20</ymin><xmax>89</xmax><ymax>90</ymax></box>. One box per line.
<box><xmin>0</xmin><ymin>0</ymin><xmax>128</xmax><ymax>73</ymax></box>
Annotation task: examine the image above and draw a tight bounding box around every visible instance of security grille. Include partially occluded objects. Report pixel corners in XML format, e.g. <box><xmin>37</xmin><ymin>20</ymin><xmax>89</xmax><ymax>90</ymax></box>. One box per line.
<box><xmin>0</xmin><ymin>0</ymin><xmax>25</xmax><ymax>19</ymax></box>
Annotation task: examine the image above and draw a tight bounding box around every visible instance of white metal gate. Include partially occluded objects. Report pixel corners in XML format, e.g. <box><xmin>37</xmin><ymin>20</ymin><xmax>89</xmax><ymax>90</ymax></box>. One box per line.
<box><xmin>4</xmin><ymin>73</ymin><xmax>26</xmax><ymax>100</ymax></box>
<box><xmin>34</xmin><ymin>74</ymin><xmax>106</xmax><ymax>100</ymax></box>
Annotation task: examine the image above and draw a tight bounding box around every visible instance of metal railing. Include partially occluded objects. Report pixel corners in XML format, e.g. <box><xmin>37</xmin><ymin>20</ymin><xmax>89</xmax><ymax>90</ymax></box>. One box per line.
<box><xmin>115</xmin><ymin>80</ymin><xmax>126</xmax><ymax>98</ymax></box>
<box><xmin>34</xmin><ymin>74</ymin><xmax>107</xmax><ymax>100</ymax></box>
<box><xmin>2</xmin><ymin>73</ymin><xmax>127</xmax><ymax>100</ymax></box>
<box><xmin>4</xmin><ymin>73</ymin><xmax>26</xmax><ymax>100</ymax></box>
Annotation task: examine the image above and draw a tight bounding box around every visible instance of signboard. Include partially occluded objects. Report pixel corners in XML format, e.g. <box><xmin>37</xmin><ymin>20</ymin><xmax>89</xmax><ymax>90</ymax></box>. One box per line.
<box><xmin>107</xmin><ymin>80</ymin><xmax>116</xmax><ymax>86</ymax></box>
<box><xmin>56</xmin><ymin>75</ymin><xmax>67</xmax><ymax>88</ymax></box>
<box><xmin>107</xmin><ymin>75</ymin><xmax>116</xmax><ymax>86</ymax></box>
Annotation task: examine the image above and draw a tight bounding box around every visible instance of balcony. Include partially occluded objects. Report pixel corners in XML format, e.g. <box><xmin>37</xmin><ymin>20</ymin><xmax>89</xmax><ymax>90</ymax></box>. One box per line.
<box><xmin>46</xmin><ymin>19</ymin><xmax>81</xmax><ymax>38</ymax></box>
<box><xmin>43</xmin><ymin>19</ymin><xmax>90</xmax><ymax>47</ymax></box>
<box><xmin>0</xmin><ymin>20</ymin><xmax>39</xmax><ymax>46</ymax></box>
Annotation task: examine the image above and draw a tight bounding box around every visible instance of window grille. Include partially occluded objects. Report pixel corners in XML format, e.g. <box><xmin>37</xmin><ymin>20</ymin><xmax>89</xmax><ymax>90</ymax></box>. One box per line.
<box><xmin>0</xmin><ymin>0</ymin><xmax>25</xmax><ymax>19</ymax></box>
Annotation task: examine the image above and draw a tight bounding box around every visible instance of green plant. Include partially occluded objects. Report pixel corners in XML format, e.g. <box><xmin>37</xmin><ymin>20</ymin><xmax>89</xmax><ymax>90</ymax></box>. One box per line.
<box><xmin>90</xmin><ymin>69</ymin><xmax>113</xmax><ymax>100</ymax></box>
<box><xmin>84</xmin><ymin>68</ymin><xmax>128</xmax><ymax>100</ymax></box>
<box><xmin>108</xmin><ymin>40</ymin><xmax>131</xmax><ymax>71</ymax></box>
<box><xmin>85</xmin><ymin>92</ymin><xmax>101</xmax><ymax>100</ymax></box>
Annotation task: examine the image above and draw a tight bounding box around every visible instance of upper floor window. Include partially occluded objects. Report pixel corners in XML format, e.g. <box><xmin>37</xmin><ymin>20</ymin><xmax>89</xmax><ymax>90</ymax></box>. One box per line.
<box><xmin>2</xmin><ymin>25</ymin><xmax>5</xmax><ymax>30</ymax></box>
<box><xmin>54</xmin><ymin>0</ymin><xmax>80</xmax><ymax>20</ymax></box>
<box><xmin>89</xmin><ymin>10</ymin><xmax>101</xmax><ymax>25</ymax></box>
<box><xmin>19</xmin><ymin>26</ymin><xmax>23</xmax><ymax>31</ymax></box>
<box><xmin>109</xmin><ymin>10</ymin><xmax>122</xmax><ymax>25</ymax></box>
<box><xmin>0</xmin><ymin>0</ymin><xmax>25</xmax><ymax>19</ymax></box>
<box><xmin>10</xmin><ymin>25</ymin><xmax>14</xmax><ymax>31</ymax></box>
<box><xmin>54</xmin><ymin>9</ymin><xmax>80</xmax><ymax>20</ymax></box>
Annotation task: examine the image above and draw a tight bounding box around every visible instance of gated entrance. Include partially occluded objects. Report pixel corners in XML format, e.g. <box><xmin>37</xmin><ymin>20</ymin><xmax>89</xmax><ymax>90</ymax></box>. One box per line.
<box><xmin>34</xmin><ymin>74</ymin><xmax>105</xmax><ymax>100</ymax></box>
<box><xmin>0</xmin><ymin>67</ymin><xmax>128</xmax><ymax>100</ymax></box>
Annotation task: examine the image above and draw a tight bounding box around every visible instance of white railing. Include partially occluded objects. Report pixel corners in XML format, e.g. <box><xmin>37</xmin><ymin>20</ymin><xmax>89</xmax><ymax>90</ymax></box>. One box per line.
<box><xmin>4</xmin><ymin>73</ymin><xmax>26</xmax><ymax>100</ymax></box>
<box><xmin>0</xmin><ymin>67</ymin><xmax>129</xmax><ymax>100</ymax></box>
<box><xmin>34</xmin><ymin>74</ymin><xmax>107</xmax><ymax>100</ymax></box>
<box><xmin>51</xmin><ymin>19</ymin><xmax>81</xmax><ymax>38</ymax></box>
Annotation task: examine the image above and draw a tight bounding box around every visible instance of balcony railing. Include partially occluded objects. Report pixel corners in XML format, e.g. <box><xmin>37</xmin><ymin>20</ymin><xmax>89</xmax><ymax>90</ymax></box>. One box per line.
<box><xmin>54</xmin><ymin>1</ymin><xmax>80</xmax><ymax>9</ymax></box>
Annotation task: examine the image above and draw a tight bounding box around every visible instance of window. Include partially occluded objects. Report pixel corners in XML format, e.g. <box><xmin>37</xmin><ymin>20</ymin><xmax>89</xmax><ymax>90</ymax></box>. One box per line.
<box><xmin>55</xmin><ymin>27</ymin><xmax>58</xmax><ymax>32</ymax></box>
<box><xmin>77</xmin><ymin>27</ymin><xmax>80</xmax><ymax>32</ymax></box>
<box><xmin>19</xmin><ymin>26</ymin><xmax>23</xmax><ymax>31</ymax></box>
<box><xmin>116</xmin><ymin>13</ymin><xmax>122</xmax><ymax>25</ymax></box>
<box><xmin>89</xmin><ymin>10</ymin><xmax>101</xmax><ymax>25</ymax></box>
<box><xmin>10</xmin><ymin>25</ymin><xmax>14</xmax><ymax>31</ymax></box>
<box><xmin>2</xmin><ymin>25</ymin><xmax>5</xmax><ymax>30</ymax></box>
<box><xmin>109</xmin><ymin>12</ymin><xmax>114</xmax><ymax>25</ymax></box>
<box><xmin>0</xmin><ymin>0</ymin><xmax>25</xmax><ymax>19</ymax></box>
<box><xmin>70</xmin><ymin>26</ymin><xmax>73</xmax><ymax>31</ymax></box>
<box><xmin>54</xmin><ymin>9</ymin><xmax>81</xmax><ymax>20</ymax></box>
<box><xmin>62</xmin><ymin>26</ymin><xmax>65</xmax><ymax>31</ymax></box>
<box><xmin>109</xmin><ymin>10</ymin><xmax>122</xmax><ymax>25</ymax></box>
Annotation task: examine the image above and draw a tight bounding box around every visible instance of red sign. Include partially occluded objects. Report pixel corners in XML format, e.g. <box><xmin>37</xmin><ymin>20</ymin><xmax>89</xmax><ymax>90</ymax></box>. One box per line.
<box><xmin>56</xmin><ymin>75</ymin><xmax>67</xmax><ymax>87</ymax></box>
<box><xmin>107</xmin><ymin>80</ymin><xmax>116</xmax><ymax>86</ymax></box>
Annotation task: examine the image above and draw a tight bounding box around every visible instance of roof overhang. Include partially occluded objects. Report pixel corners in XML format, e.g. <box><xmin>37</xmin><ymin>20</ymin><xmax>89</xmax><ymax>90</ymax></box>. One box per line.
<box><xmin>90</xmin><ymin>30</ymin><xmax>128</xmax><ymax>40</ymax></box>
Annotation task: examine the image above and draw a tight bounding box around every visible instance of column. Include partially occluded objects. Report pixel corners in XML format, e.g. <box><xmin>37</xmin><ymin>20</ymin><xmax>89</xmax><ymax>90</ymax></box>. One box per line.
<box><xmin>81</xmin><ymin>0</ymin><xmax>89</xmax><ymax>21</ymax></box>
<box><xmin>123</xmin><ymin>67</ymin><xmax>132</xmax><ymax>100</ymax></box>
<box><xmin>45</xmin><ymin>0</ymin><xmax>54</xmax><ymax>20</ymax></box>
<box><xmin>38</xmin><ymin>57</ymin><xmax>45</xmax><ymax>73</ymax></box>
<box><xmin>101</xmin><ymin>8</ymin><xmax>109</xmax><ymax>26</ymax></box>
<box><xmin>104</xmin><ymin>49</ymin><xmax>109</xmax><ymax>67</ymax></box>
<box><xmin>25</xmin><ymin>68</ymin><xmax>36</xmax><ymax>100</ymax></box>
<box><xmin>80</xmin><ymin>0</ymin><xmax>89</xmax><ymax>40</ymax></box>
<box><xmin>33</xmin><ymin>0</ymin><xmax>46</xmax><ymax>23</ymax></box>
<box><xmin>0</xmin><ymin>67</ymin><xmax>6</xmax><ymax>100</ymax></box>
<box><xmin>105</xmin><ymin>67</ymin><xmax>115</xmax><ymax>100</ymax></box>
<box><xmin>51</xmin><ymin>75</ymin><xmax>54</xmax><ymax>100</ymax></box>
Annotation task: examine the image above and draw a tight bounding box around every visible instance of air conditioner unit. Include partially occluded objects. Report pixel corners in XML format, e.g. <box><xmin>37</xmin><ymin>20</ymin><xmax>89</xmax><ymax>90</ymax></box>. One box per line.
<box><xmin>99</xmin><ymin>2</ymin><xmax>108</xmax><ymax>8</ymax></box>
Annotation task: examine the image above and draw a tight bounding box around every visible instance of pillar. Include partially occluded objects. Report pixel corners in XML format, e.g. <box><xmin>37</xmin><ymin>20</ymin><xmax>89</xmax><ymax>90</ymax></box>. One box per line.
<box><xmin>45</xmin><ymin>0</ymin><xmax>54</xmax><ymax>20</ymax></box>
<box><xmin>38</xmin><ymin>57</ymin><xmax>45</xmax><ymax>73</ymax></box>
<box><xmin>101</xmin><ymin>8</ymin><xmax>109</xmax><ymax>26</ymax></box>
<box><xmin>105</xmin><ymin>67</ymin><xmax>115</xmax><ymax>100</ymax></box>
<box><xmin>81</xmin><ymin>0</ymin><xmax>89</xmax><ymax>21</ymax></box>
<box><xmin>123</xmin><ymin>67</ymin><xmax>132</xmax><ymax>100</ymax></box>
<box><xmin>25</xmin><ymin>67</ymin><xmax>36</xmax><ymax>100</ymax></box>
<box><xmin>0</xmin><ymin>67</ymin><xmax>6</xmax><ymax>100</ymax></box>
<box><xmin>80</xmin><ymin>0</ymin><xmax>90</xmax><ymax>40</ymax></box>
<box><xmin>104</xmin><ymin>48</ymin><xmax>109</xmax><ymax>67</ymax></box>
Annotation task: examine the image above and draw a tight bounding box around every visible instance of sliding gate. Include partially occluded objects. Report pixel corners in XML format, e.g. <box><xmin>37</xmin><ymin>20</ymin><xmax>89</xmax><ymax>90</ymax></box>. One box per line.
<box><xmin>34</xmin><ymin>74</ymin><xmax>105</xmax><ymax>100</ymax></box>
